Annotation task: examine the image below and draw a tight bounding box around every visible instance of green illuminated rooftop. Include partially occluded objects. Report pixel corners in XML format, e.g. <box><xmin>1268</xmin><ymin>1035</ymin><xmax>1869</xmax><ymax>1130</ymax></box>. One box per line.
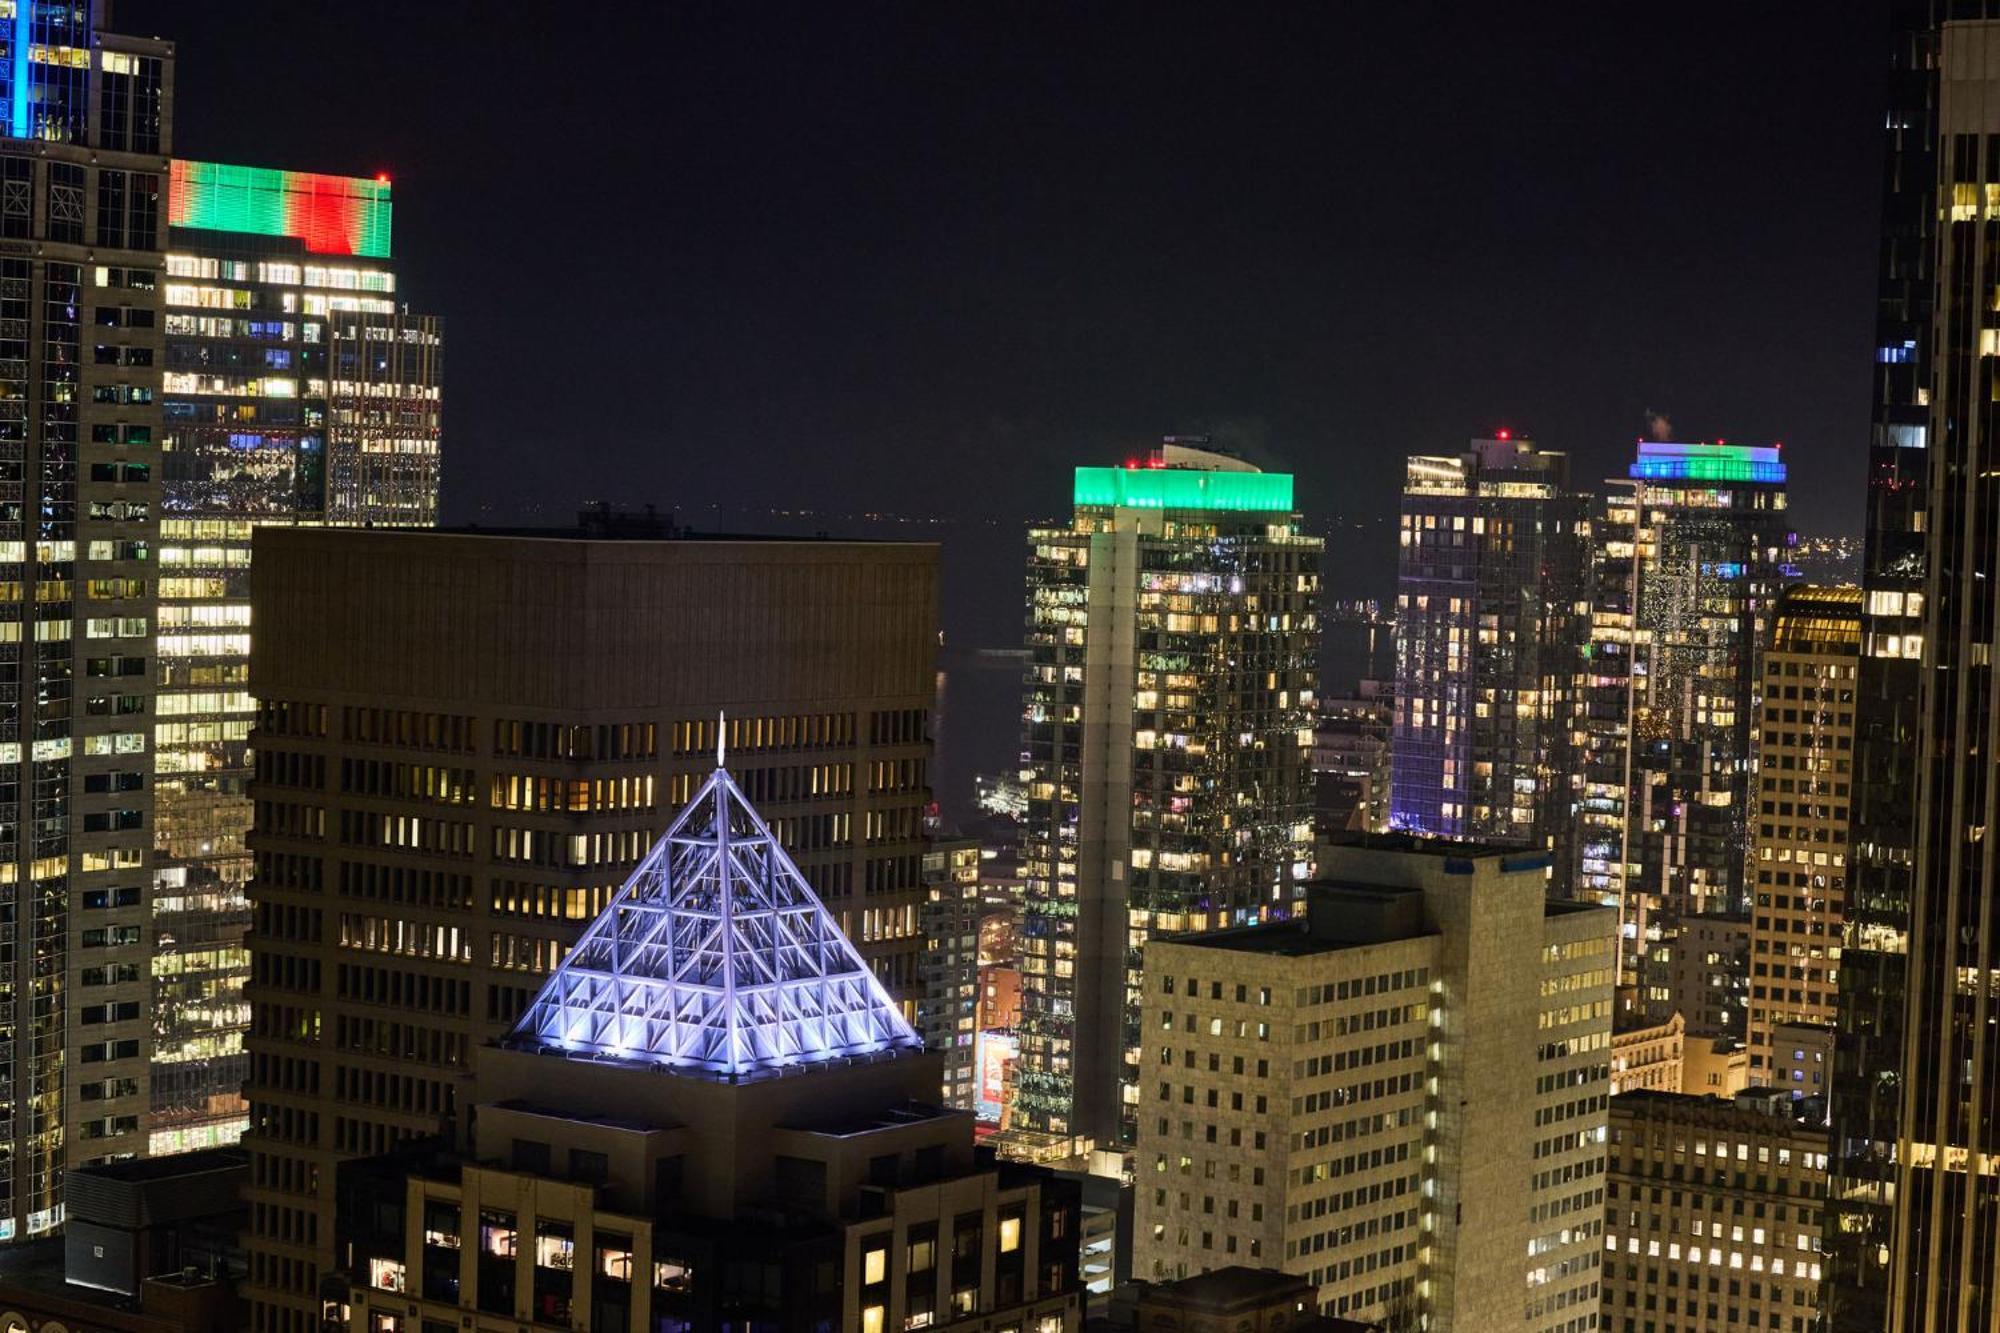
<box><xmin>1073</xmin><ymin>467</ymin><xmax>1294</xmax><ymax>512</ymax></box>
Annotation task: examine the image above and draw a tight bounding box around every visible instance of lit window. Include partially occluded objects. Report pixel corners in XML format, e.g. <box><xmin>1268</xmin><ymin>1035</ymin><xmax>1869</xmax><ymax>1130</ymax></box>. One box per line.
<box><xmin>653</xmin><ymin>1259</ymin><xmax>691</xmax><ymax>1292</ymax></box>
<box><xmin>862</xmin><ymin>1305</ymin><xmax>886</xmax><ymax>1333</ymax></box>
<box><xmin>367</xmin><ymin>1257</ymin><xmax>406</xmax><ymax>1292</ymax></box>
<box><xmin>999</xmin><ymin>1217</ymin><xmax>1021</xmax><ymax>1254</ymax></box>
<box><xmin>864</xmin><ymin>1245</ymin><xmax>888</xmax><ymax>1285</ymax></box>
<box><xmin>479</xmin><ymin>1211</ymin><xmax>516</xmax><ymax>1259</ymax></box>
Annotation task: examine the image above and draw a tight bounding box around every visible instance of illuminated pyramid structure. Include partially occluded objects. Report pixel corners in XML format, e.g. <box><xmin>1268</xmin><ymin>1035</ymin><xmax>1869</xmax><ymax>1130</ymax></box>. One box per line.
<box><xmin>507</xmin><ymin>753</ymin><xmax>921</xmax><ymax>1081</ymax></box>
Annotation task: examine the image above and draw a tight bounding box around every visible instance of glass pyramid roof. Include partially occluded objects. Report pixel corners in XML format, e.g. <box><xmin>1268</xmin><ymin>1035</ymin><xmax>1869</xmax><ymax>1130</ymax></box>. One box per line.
<box><xmin>506</xmin><ymin>762</ymin><xmax>922</xmax><ymax>1081</ymax></box>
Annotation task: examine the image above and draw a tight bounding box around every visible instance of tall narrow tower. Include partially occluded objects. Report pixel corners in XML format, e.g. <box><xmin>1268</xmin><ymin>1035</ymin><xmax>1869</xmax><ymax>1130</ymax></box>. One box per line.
<box><xmin>1389</xmin><ymin>433</ymin><xmax>1591</xmax><ymax>882</ymax></box>
<box><xmin>1885</xmin><ymin>18</ymin><xmax>2000</xmax><ymax>1328</ymax></box>
<box><xmin>0</xmin><ymin>3</ymin><xmax>173</xmax><ymax>1237</ymax></box>
<box><xmin>148</xmin><ymin>160</ymin><xmax>443</xmax><ymax>1160</ymax></box>
<box><xmin>1579</xmin><ymin>441</ymin><xmax>1792</xmax><ymax>1027</ymax></box>
<box><xmin>1823</xmin><ymin>4</ymin><xmax>1963</xmax><ymax>1325</ymax></box>
<box><xmin>1014</xmin><ymin>440</ymin><xmax>1320</xmax><ymax>1149</ymax></box>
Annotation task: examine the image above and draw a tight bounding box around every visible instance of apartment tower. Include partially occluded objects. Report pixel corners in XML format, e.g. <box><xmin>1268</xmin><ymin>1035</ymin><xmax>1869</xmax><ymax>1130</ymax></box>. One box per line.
<box><xmin>1578</xmin><ymin>440</ymin><xmax>1793</xmax><ymax>1025</ymax></box>
<box><xmin>1389</xmin><ymin>434</ymin><xmax>1591</xmax><ymax>881</ymax></box>
<box><xmin>240</xmin><ymin>527</ymin><xmax>936</xmax><ymax>1331</ymax></box>
<box><xmin>1015</xmin><ymin>439</ymin><xmax>1321</xmax><ymax>1150</ymax></box>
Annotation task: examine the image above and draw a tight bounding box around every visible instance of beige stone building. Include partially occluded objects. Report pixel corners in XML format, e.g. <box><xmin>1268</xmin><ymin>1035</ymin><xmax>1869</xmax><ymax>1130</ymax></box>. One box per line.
<box><xmin>1611</xmin><ymin>1014</ymin><xmax>1686</xmax><ymax>1096</ymax></box>
<box><xmin>1745</xmin><ymin>585</ymin><xmax>1858</xmax><ymax>1085</ymax></box>
<box><xmin>1132</xmin><ymin>838</ymin><xmax>1614</xmax><ymax>1331</ymax></box>
<box><xmin>241</xmin><ymin>528</ymin><xmax>938</xmax><ymax>1330</ymax></box>
<box><xmin>1604</xmin><ymin>1089</ymin><xmax>1827</xmax><ymax>1333</ymax></box>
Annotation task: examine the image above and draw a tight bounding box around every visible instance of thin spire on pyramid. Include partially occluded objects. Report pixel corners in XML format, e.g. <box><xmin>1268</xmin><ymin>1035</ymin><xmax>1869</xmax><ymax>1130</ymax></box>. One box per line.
<box><xmin>506</xmin><ymin>757</ymin><xmax>921</xmax><ymax>1081</ymax></box>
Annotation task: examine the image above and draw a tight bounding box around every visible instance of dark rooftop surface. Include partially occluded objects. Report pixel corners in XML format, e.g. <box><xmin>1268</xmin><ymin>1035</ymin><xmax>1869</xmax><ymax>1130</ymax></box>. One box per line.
<box><xmin>1156</xmin><ymin>919</ymin><xmax>1354</xmax><ymax>957</ymax></box>
<box><xmin>1321</xmin><ymin>831</ymin><xmax>1527</xmax><ymax>860</ymax></box>
<box><xmin>74</xmin><ymin>1146</ymin><xmax>247</xmax><ymax>1185</ymax></box>
<box><xmin>425</xmin><ymin>525</ymin><xmax>932</xmax><ymax>545</ymax></box>
<box><xmin>1140</xmin><ymin>1262</ymin><xmax>1313</xmax><ymax>1307</ymax></box>
<box><xmin>789</xmin><ymin>1100</ymin><xmax>959</xmax><ymax>1137</ymax></box>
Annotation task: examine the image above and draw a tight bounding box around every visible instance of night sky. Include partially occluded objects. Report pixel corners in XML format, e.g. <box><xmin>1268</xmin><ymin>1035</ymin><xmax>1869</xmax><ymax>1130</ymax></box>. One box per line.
<box><xmin>118</xmin><ymin>1</ymin><xmax>1887</xmax><ymax>771</ymax></box>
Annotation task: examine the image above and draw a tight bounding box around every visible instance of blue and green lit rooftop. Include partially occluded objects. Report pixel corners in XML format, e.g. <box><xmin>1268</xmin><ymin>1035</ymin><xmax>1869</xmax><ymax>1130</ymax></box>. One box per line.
<box><xmin>1629</xmin><ymin>440</ymin><xmax>1785</xmax><ymax>486</ymax></box>
<box><xmin>1073</xmin><ymin>464</ymin><xmax>1295</xmax><ymax>512</ymax></box>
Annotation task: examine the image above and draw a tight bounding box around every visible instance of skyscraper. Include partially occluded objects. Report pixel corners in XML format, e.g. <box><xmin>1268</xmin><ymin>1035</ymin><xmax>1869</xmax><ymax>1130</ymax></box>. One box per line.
<box><xmin>1883</xmin><ymin>18</ymin><xmax>2000</xmax><ymax>1328</ymax></box>
<box><xmin>1745</xmin><ymin>586</ymin><xmax>1859</xmax><ymax>1086</ymax></box>
<box><xmin>1578</xmin><ymin>441</ymin><xmax>1793</xmax><ymax>1027</ymax></box>
<box><xmin>1388</xmin><ymin>434</ymin><xmax>1591</xmax><ymax>880</ymax></box>
<box><xmin>1015</xmin><ymin>440</ymin><xmax>1320</xmax><ymax>1150</ymax></box>
<box><xmin>1132</xmin><ymin>840</ymin><xmax>1614</xmax><ymax>1331</ymax></box>
<box><xmin>148</xmin><ymin>162</ymin><xmax>443</xmax><ymax>1162</ymax></box>
<box><xmin>0</xmin><ymin>2</ymin><xmax>173</xmax><ymax>1238</ymax></box>
<box><xmin>1824</xmin><ymin>5</ymin><xmax>1960</xmax><ymax>1326</ymax></box>
<box><xmin>241</xmin><ymin>526</ymin><xmax>937</xmax><ymax>1331</ymax></box>
<box><xmin>336</xmin><ymin>761</ymin><xmax>1083</xmax><ymax>1333</ymax></box>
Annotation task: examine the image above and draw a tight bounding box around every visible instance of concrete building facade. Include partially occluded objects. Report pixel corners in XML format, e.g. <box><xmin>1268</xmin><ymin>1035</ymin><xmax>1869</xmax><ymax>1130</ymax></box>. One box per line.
<box><xmin>1132</xmin><ymin>839</ymin><xmax>1614</xmax><ymax>1332</ymax></box>
<box><xmin>1603</xmin><ymin>1090</ymin><xmax>1827</xmax><ymax>1333</ymax></box>
<box><xmin>1745</xmin><ymin>586</ymin><xmax>1858</xmax><ymax>1085</ymax></box>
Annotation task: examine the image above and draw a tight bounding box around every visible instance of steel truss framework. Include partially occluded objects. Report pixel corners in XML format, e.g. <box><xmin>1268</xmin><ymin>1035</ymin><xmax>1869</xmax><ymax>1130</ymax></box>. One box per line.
<box><xmin>509</xmin><ymin>764</ymin><xmax>920</xmax><ymax>1079</ymax></box>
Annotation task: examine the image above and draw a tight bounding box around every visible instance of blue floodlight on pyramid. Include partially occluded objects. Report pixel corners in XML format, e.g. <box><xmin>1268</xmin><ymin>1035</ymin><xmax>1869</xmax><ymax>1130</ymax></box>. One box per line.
<box><xmin>507</xmin><ymin>761</ymin><xmax>921</xmax><ymax>1080</ymax></box>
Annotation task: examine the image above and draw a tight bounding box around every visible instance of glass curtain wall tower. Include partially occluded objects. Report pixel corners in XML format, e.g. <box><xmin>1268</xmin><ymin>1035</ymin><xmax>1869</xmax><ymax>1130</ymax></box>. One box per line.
<box><xmin>1823</xmin><ymin>4</ymin><xmax>1968</xmax><ymax>1326</ymax></box>
<box><xmin>148</xmin><ymin>162</ymin><xmax>441</xmax><ymax>1158</ymax></box>
<box><xmin>1389</xmin><ymin>434</ymin><xmax>1591</xmax><ymax>885</ymax></box>
<box><xmin>1578</xmin><ymin>441</ymin><xmax>1792</xmax><ymax>1027</ymax></box>
<box><xmin>1883</xmin><ymin>18</ymin><xmax>2000</xmax><ymax>1329</ymax></box>
<box><xmin>1015</xmin><ymin>440</ymin><xmax>1320</xmax><ymax>1150</ymax></box>
<box><xmin>0</xmin><ymin>2</ymin><xmax>171</xmax><ymax>1238</ymax></box>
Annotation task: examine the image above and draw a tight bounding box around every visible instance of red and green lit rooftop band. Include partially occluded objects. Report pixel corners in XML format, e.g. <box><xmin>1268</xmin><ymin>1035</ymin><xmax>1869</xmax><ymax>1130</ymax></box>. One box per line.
<box><xmin>167</xmin><ymin>159</ymin><xmax>392</xmax><ymax>258</ymax></box>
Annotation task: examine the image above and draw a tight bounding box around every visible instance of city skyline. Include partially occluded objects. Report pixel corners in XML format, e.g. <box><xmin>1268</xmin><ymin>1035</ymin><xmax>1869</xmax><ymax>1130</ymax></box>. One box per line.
<box><xmin>0</xmin><ymin>5</ymin><xmax>1957</xmax><ymax>1333</ymax></box>
<box><xmin>116</xmin><ymin>1</ymin><xmax>1884</xmax><ymax>654</ymax></box>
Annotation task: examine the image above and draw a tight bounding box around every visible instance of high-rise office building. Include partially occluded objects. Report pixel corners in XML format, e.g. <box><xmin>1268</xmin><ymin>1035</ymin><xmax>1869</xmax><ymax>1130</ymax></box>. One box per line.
<box><xmin>1744</xmin><ymin>586</ymin><xmax>1859</xmax><ymax>1084</ymax></box>
<box><xmin>1131</xmin><ymin>839</ymin><xmax>1614</xmax><ymax>1331</ymax></box>
<box><xmin>240</xmin><ymin>527</ymin><xmax>937</xmax><ymax>1331</ymax></box>
<box><xmin>1882</xmin><ymin>18</ymin><xmax>2000</xmax><ymax>1328</ymax></box>
<box><xmin>1578</xmin><ymin>441</ymin><xmax>1793</xmax><ymax>1025</ymax></box>
<box><xmin>1015</xmin><ymin>440</ymin><xmax>1321</xmax><ymax>1150</ymax></box>
<box><xmin>1603</xmin><ymin>1089</ymin><xmax>1827</xmax><ymax>1333</ymax></box>
<box><xmin>148</xmin><ymin>162</ymin><xmax>443</xmax><ymax>1162</ymax></box>
<box><xmin>336</xmin><ymin>762</ymin><xmax>1083</xmax><ymax>1333</ymax></box>
<box><xmin>1389</xmin><ymin>435</ymin><xmax>1591</xmax><ymax>881</ymax></box>
<box><xmin>1824</xmin><ymin>6</ymin><xmax>1961</xmax><ymax>1327</ymax></box>
<box><xmin>0</xmin><ymin>2</ymin><xmax>175</xmax><ymax>1239</ymax></box>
